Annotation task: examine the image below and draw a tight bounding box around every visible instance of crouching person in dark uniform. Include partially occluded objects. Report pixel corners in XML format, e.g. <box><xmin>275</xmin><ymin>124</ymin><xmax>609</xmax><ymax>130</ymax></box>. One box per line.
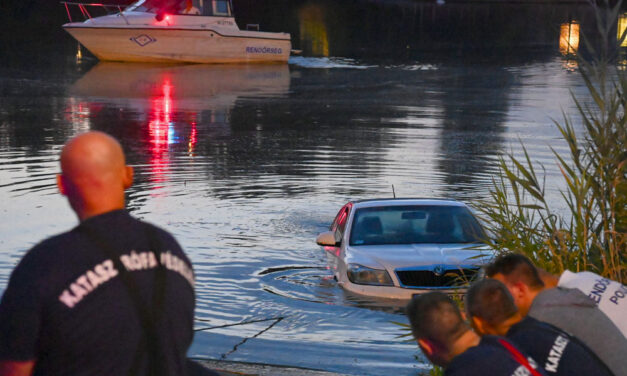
<box><xmin>466</xmin><ymin>279</ymin><xmax>614</xmax><ymax>376</ymax></box>
<box><xmin>406</xmin><ymin>292</ymin><xmax>547</xmax><ymax>376</ymax></box>
<box><xmin>0</xmin><ymin>132</ymin><xmax>195</xmax><ymax>376</ymax></box>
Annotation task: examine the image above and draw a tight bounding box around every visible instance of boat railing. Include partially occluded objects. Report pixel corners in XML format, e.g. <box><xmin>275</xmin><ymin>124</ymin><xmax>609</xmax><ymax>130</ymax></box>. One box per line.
<box><xmin>61</xmin><ymin>2</ymin><xmax>131</xmax><ymax>24</ymax></box>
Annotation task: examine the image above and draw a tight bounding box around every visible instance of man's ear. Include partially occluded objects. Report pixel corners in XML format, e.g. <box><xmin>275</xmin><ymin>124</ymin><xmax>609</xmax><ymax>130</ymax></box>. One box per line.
<box><xmin>417</xmin><ymin>338</ymin><xmax>434</xmax><ymax>356</ymax></box>
<box><xmin>510</xmin><ymin>281</ymin><xmax>528</xmax><ymax>301</ymax></box>
<box><xmin>123</xmin><ymin>166</ymin><xmax>134</xmax><ymax>189</ymax></box>
<box><xmin>57</xmin><ymin>174</ymin><xmax>67</xmax><ymax>196</ymax></box>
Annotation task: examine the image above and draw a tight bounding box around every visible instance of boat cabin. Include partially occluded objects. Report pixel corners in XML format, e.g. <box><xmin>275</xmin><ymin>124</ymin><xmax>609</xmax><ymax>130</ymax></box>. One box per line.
<box><xmin>126</xmin><ymin>0</ymin><xmax>233</xmax><ymax>17</ymax></box>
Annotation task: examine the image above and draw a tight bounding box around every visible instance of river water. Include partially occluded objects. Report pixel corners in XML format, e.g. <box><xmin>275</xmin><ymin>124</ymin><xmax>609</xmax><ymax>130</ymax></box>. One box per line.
<box><xmin>0</xmin><ymin>1</ymin><xmax>610</xmax><ymax>375</ymax></box>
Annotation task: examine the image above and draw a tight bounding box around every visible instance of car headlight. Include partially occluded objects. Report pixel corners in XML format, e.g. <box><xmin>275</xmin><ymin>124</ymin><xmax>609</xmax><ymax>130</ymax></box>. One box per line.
<box><xmin>347</xmin><ymin>263</ymin><xmax>394</xmax><ymax>286</ymax></box>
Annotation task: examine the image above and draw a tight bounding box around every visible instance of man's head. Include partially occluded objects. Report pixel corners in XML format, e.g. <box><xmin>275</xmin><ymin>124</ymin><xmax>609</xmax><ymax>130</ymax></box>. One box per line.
<box><xmin>57</xmin><ymin>131</ymin><xmax>133</xmax><ymax>221</ymax></box>
<box><xmin>485</xmin><ymin>253</ymin><xmax>544</xmax><ymax>316</ymax></box>
<box><xmin>466</xmin><ymin>279</ymin><xmax>519</xmax><ymax>336</ymax></box>
<box><xmin>405</xmin><ymin>292</ymin><xmax>472</xmax><ymax>367</ymax></box>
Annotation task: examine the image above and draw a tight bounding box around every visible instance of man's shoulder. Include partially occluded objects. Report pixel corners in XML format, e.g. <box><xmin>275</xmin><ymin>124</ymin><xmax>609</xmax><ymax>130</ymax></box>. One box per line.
<box><xmin>136</xmin><ymin>219</ymin><xmax>184</xmax><ymax>251</ymax></box>
<box><xmin>132</xmin><ymin>218</ymin><xmax>192</xmax><ymax>267</ymax></box>
<box><xmin>5</xmin><ymin>228</ymin><xmax>82</xmax><ymax>297</ymax></box>
<box><xmin>511</xmin><ymin>316</ymin><xmax>561</xmax><ymax>334</ymax></box>
<box><xmin>558</xmin><ymin>270</ymin><xmax>600</xmax><ymax>286</ymax></box>
<box><xmin>529</xmin><ymin>287</ymin><xmax>600</xmax><ymax>335</ymax></box>
<box><xmin>97</xmin><ymin>211</ymin><xmax>183</xmax><ymax>251</ymax></box>
<box><xmin>18</xmin><ymin>229</ymin><xmax>81</xmax><ymax>270</ymax></box>
<box><xmin>446</xmin><ymin>337</ymin><xmax>513</xmax><ymax>374</ymax></box>
<box><xmin>532</xmin><ymin>287</ymin><xmax>596</xmax><ymax>309</ymax></box>
<box><xmin>446</xmin><ymin>336</ymin><xmax>547</xmax><ymax>376</ymax></box>
<box><xmin>507</xmin><ymin>316</ymin><xmax>542</xmax><ymax>336</ymax></box>
<box><xmin>139</xmin><ymin>220</ymin><xmax>178</xmax><ymax>242</ymax></box>
<box><xmin>506</xmin><ymin>317</ymin><xmax>564</xmax><ymax>354</ymax></box>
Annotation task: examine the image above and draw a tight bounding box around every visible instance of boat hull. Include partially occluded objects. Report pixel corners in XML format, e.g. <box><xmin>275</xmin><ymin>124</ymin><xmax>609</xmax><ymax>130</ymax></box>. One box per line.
<box><xmin>64</xmin><ymin>26</ymin><xmax>291</xmax><ymax>64</ymax></box>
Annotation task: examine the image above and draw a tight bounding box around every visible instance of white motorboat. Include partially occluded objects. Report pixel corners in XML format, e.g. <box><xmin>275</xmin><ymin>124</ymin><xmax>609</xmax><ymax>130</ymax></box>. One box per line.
<box><xmin>62</xmin><ymin>0</ymin><xmax>291</xmax><ymax>63</ymax></box>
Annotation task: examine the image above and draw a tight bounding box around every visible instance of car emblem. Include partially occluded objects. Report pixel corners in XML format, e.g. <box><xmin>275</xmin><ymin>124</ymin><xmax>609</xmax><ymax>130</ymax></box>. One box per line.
<box><xmin>433</xmin><ymin>265</ymin><xmax>445</xmax><ymax>276</ymax></box>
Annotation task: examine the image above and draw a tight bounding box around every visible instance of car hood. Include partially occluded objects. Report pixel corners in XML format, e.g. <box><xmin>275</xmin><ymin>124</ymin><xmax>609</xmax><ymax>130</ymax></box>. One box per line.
<box><xmin>345</xmin><ymin>243</ymin><xmax>493</xmax><ymax>270</ymax></box>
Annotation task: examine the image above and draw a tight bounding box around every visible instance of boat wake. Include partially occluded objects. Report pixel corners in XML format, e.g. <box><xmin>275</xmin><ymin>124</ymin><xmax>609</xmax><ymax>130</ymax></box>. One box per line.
<box><xmin>289</xmin><ymin>56</ymin><xmax>375</xmax><ymax>69</ymax></box>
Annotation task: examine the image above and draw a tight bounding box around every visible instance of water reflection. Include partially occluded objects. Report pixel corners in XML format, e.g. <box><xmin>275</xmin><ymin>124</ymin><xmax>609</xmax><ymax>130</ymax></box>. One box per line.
<box><xmin>70</xmin><ymin>63</ymin><xmax>290</xmax><ymax>112</ymax></box>
<box><xmin>436</xmin><ymin>67</ymin><xmax>511</xmax><ymax>194</ymax></box>
<box><xmin>64</xmin><ymin>97</ymin><xmax>93</xmax><ymax>134</ymax></box>
<box><xmin>298</xmin><ymin>3</ymin><xmax>330</xmax><ymax>57</ymax></box>
<box><xmin>69</xmin><ymin>62</ymin><xmax>291</xmax><ymax>192</ymax></box>
<box><xmin>147</xmin><ymin>77</ymin><xmax>173</xmax><ymax>186</ymax></box>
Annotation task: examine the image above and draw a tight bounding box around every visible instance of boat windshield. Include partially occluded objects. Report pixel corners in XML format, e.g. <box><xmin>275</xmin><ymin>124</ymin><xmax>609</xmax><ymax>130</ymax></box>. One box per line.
<box><xmin>349</xmin><ymin>205</ymin><xmax>487</xmax><ymax>246</ymax></box>
<box><xmin>125</xmin><ymin>0</ymin><xmax>232</xmax><ymax>16</ymax></box>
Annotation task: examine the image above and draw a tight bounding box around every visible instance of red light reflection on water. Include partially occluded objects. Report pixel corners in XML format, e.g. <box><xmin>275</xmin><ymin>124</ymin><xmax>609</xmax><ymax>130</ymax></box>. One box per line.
<box><xmin>188</xmin><ymin>121</ymin><xmax>197</xmax><ymax>155</ymax></box>
<box><xmin>146</xmin><ymin>77</ymin><xmax>199</xmax><ymax>189</ymax></box>
<box><xmin>148</xmin><ymin>78</ymin><xmax>173</xmax><ymax>187</ymax></box>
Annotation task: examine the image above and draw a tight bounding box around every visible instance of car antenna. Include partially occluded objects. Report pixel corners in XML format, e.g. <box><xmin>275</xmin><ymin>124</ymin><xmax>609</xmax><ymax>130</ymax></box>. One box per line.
<box><xmin>392</xmin><ymin>184</ymin><xmax>396</xmax><ymax>198</ymax></box>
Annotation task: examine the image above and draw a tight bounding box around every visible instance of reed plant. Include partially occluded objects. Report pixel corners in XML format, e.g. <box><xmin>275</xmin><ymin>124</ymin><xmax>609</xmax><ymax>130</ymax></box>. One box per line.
<box><xmin>475</xmin><ymin>1</ymin><xmax>626</xmax><ymax>282</ymax></box>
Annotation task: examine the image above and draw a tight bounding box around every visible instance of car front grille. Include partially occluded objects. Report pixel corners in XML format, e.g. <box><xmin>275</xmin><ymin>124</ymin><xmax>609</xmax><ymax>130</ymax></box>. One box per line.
<box><xmin>396</xmin><ymin>268</ymin><xmax>479</xmax><ymax>288</ymax></box>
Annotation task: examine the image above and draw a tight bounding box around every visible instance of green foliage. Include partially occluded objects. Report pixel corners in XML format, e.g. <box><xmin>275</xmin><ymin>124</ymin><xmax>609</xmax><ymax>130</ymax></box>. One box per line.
<box><xmin>475</xmin><ymin>1</ymin><xmax>626</xmax><ymax>282</ymax></box>
<box><xmin>427</xmin><ymin>365</ymin><xmax>444</xmax><ymax>376</ymax></box>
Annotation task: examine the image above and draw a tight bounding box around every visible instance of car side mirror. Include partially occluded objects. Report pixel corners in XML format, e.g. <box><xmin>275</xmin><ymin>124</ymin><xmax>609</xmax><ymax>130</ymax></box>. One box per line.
<box><xmin>316</xmin><ymin>231</ymin><xmax>339</xmax><ymax>246</ymax></box>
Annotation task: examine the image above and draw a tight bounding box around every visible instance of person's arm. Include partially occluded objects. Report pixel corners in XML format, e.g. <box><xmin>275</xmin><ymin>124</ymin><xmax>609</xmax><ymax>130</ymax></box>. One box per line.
<box><xmin>0</xmin><ymin>251</ymin><xmax>44</xmax><ymax>376</ymax></box>
<box><xmin>0</xmin><ymin>360</ymin><xmax>35</xmax><ymax>376</ymax></box>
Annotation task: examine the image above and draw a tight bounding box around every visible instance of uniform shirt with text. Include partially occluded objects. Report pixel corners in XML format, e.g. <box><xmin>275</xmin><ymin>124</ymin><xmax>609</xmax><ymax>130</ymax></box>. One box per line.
<box><xmin>506</xmin><ymin>316</ymin><xmax>612</xmax><ymax>376</ymax></box>
<box><xmin>0</xmin><ymin>210</ymin><xmax>195</xmax><ymax>376</ymax></box>
<box><xmin>445</xmin><ymin>335</ymin><xmax>547</xmax><ymax>376</ymax></box>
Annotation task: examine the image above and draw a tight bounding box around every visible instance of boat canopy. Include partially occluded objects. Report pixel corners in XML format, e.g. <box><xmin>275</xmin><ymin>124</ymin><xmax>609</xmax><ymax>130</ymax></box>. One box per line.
<box><xmin>125</xmin><ymin>0</ymin><xmax>232</xmax><ymax>17</ymax></box>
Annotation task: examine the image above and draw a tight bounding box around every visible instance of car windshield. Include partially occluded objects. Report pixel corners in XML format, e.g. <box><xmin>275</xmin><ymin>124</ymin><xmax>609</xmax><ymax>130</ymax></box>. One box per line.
<box><xmin>349</xmin><ymin>205</ymin><xmax>486</xmax><ymax>246</ymax></box>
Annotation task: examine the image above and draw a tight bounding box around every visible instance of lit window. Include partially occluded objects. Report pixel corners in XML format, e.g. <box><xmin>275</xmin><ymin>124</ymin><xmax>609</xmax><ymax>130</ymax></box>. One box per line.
<box><xmin>559</xmin><ymin>22</ymin><xmax>580</xmax><ymax>56</ymax></box>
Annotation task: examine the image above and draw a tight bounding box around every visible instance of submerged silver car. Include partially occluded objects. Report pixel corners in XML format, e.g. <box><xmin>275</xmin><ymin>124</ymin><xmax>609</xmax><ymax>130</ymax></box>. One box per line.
<box><xmin>316</xmin><ymin>198</ymin><xmax>493</xmax><ymax>299</ymax></box>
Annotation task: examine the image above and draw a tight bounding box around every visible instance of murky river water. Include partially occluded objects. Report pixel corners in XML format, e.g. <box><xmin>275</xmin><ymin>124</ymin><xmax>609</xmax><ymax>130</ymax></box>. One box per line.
<box><xmin>0</xmin><ymin>1</ymin><xmax>606</xmax><ymax>374</ymax></box>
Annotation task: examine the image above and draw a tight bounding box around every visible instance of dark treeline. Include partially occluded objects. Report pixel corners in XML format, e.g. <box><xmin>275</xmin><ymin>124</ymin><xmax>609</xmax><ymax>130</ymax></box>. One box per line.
<box><xmin>0</xmin><ymin>0</ymin><xmax>610</xmax><ymax>65</ymax></box>
<box><xmin>235</xmin><ymin>0</ymin><xmax>598</xmax><ymax>59</ymax></box>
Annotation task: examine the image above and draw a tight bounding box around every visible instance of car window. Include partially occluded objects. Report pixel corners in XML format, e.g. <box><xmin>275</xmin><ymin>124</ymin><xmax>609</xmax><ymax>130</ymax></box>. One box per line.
<box><xmin>349</xmin><ymin>205</ymin><xmax>486</xmax><ymax>246</ymax></box>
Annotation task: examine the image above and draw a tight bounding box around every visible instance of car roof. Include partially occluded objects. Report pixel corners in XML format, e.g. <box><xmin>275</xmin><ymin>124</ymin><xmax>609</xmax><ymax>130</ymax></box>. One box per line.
<box><xmin>350</xmin><ymin>198</ymin><xmax>467</xmax><ymax>209</ymax></box>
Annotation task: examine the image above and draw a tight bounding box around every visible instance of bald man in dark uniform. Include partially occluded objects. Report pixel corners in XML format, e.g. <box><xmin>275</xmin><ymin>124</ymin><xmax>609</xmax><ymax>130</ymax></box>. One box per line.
<box><xmin>0</xmin><ymin>132</ymin><xmax>195</xmax><ymax>376</ymax></box>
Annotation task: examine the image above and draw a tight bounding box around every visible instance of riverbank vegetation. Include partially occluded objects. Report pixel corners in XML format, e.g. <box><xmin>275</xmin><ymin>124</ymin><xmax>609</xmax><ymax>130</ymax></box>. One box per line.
<box><xmin>475</xmin><ymin>1</ymin><xmax>626</xmax><ymax>282</ymax></box>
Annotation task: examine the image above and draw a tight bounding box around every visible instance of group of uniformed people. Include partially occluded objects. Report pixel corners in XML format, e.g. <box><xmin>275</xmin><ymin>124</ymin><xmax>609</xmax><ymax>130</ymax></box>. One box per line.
<box><xmin>406</xmin><ymin>254</ymin><xmax>627</xmax><ymax>376</ymax></box>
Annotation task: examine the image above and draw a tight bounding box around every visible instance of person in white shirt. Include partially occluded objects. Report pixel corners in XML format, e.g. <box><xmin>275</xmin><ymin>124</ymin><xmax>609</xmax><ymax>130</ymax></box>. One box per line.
<box><xmin>542</xmin><ymin>270</ymin><xmax>626</xmax><ymax>338</ymax></box>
